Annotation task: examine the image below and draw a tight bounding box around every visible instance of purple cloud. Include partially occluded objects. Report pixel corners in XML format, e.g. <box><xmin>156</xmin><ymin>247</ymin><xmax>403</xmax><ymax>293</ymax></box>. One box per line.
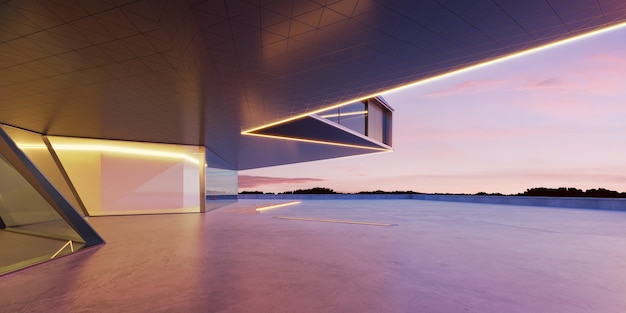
<box><xmin>425</xmin><ymin>79</ymin><xmax>506</xmax><ymax>97</ymax></box>
<box><xmin>524</xmin><ymin>77</ymin><xmax>565</xmax><ymax>89</ymax></box>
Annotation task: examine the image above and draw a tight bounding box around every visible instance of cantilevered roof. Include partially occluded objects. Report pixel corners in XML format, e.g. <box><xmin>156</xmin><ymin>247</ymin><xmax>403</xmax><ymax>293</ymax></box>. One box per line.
<box><xmin>1</xmin><ymin>0</ymin><xmax>625</xmax><ymax>169</ymax></box>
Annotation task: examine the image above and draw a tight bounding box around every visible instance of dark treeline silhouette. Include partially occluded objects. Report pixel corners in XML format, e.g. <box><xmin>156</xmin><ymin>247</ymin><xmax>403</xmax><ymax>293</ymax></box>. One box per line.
<box><xmin>517</xmin><ymin>187</ymin><xmax>626</xmax><ymax>198</ymax></box>
<box><xmin>281</xmin><ymin>187</ymin><xmax>338</xmax><ymax>194</ymax></box>
<box><xmin>240</xmin><ymin>186</ymin><xmax>626</xmax><ymax>198</ymax></box>
<box><xmin>357</xmin><ymin>190</ymin><xmax>421</xmax><ymax>194</ymax></box>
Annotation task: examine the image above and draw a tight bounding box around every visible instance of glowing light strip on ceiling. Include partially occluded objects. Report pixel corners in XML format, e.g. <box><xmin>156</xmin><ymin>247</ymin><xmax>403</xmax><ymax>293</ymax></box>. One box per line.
<box><xmin>241</xmin><ymin>21</ymin><xmax>626</xmax><ymax>134</ymax></box>
<box><xmin>243</xmin><ymin>132</ymin><xmax>390</xmax><ymax>151</ymax></box>
<box><xmin>256</xmin><ymin>201</ymin><xmax>301</xmax><ymax>212</ymax></box>
<box><xmin>18</xmin><ymin>143</ymin><xmax>201</xmax><ymax>164</ymax></box>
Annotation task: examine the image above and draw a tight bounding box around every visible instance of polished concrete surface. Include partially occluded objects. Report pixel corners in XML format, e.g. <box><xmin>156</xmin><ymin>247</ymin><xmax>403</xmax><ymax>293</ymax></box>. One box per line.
<box><xmin>1</xmin><ymin>200</ymin><xmax>626</xmax><ymax>312</ymax></box>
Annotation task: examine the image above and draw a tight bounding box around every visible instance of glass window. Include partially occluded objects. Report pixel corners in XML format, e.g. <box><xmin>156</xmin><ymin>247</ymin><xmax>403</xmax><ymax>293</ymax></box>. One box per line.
<box><xmin>205</xmin><ymin>166</ymin><xmax>237</xmax><ymax>211</ymax></box>
<box><xmin>0</xmin><ymin>153</ymin><xmax>85</xmax><ymax>275</ymax></box>
<box><xmin>318</xmin><ymin>101</ymin><xmax>368</xmax><ymax>135</ymax></box>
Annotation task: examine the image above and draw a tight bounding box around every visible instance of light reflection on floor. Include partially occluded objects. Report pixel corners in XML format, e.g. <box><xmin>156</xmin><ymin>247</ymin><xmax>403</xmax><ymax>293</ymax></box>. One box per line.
<box><xmin>1</xmin><ymin>199</ymin><xmax>626</xmax><ymax>313</ymax></box>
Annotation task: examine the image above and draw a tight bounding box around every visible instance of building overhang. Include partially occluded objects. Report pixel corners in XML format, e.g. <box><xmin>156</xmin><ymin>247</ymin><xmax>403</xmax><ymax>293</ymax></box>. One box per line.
<box><xmin>0</xmin><ymin>1</ymin><xmax>624</xmax><ymax>169</ymax></box>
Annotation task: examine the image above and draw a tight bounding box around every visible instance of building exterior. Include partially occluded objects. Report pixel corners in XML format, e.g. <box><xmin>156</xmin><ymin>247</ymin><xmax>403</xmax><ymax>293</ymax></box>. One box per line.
<box><xmin>1</xmin><ymin>0</ymin><xmax>625</xmax><ymax>274</ymax></box>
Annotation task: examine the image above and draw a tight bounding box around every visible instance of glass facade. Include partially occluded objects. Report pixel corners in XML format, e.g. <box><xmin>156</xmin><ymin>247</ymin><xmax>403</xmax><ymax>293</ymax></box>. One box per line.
<box><xmin>0</xmin><ymin>127</ymin><xmax>102</xmax><ymax>276</ymax></box>
<box><xmin>0</xmin><ymin>153</ymin><xmax>85</xmax><ymax>275</ymax></box>
<box><xmin>205</xmin><ymin>166</ymin><xmax>238</xmax><ymax>211</ymax></box>
<box><xmin>0</xmin><ymin>120</ymin><xmax>246</xmax><ymax>275</ymax></box>
<box><xmin>0</xmin><ymin>124</ymin><xmax>242</xmax><ymax>218</ymax></box>
<box><xmin>367</xmin><ymin>102</ymin><xmax>384</xmax><ymax>143</ymax></box>
<box><xmin>317</xmin><ymin>97</ymin><xmax>393</xmax><ymax>146</ymax></box>
<box><xmin>1</xmin><ymin>126</ymin><xmax>87</xmax><ymax>216</ymax></box>
<box><xmin>318</xmin><ymin>101</ymin><xmax>368</xmax><ymax>135</ymax></box>
<box><xmin>47</xmin><ymin>136</ymin><xmax>206</xmax><ymax>215</ymax></box>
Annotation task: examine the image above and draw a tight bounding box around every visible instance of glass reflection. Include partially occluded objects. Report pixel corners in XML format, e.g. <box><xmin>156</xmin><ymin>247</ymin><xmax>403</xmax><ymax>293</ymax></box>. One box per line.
<box><xmin>318</xmin><ymin>101</ymin><xmax>368</xmax><ymax>135</ymax></box>
<box><xmin>47</xmin><ymin>136</ymin><xmax>205</xmax><ymax>215</ymax></box>
<box><xmin>205</xmin><ymin>167</ymin><xmax>237</xmax><ymax>211</ymax></box>
<box><xmin>0</xmin><ymin>125</ymin><xmax>87</xmax><ymax>216</ymax></box>
<box><xmin>317</xmin><ymin>97</ymin><xmax>393</xmax><ymax>146</ymax></box>
<box><xmin>0</xmin><ymin>154</ymin><xmax>85</xmax><ymax>275</ymax></box>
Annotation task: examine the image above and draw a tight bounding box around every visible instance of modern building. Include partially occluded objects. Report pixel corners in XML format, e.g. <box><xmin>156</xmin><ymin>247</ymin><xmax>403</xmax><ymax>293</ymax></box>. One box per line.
<box><xmin>1</xmin><ymin>0</ymin><xmax>625</xmax><ymax>275</ymax></box>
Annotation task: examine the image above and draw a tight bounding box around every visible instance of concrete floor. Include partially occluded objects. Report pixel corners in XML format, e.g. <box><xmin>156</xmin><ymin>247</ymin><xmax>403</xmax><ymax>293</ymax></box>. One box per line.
<box><xmin>1</xmin><ymin>199</ymin><xmax>626</xmax><ymax>313</ymax></box>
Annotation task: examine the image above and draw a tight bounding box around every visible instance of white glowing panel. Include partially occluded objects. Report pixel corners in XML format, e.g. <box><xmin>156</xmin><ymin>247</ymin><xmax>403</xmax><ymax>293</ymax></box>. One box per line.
<box><xmin>47</xmin><ymin>137</ymin><xmax>205</xmax><ymax>215</ymax></box>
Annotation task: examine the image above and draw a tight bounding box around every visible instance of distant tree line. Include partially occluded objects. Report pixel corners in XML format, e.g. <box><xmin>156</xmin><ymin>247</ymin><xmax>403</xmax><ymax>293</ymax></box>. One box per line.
<box><xmin>240</xmin><ymin>188</ymin><xmax>422</xmax><ymax>195</ymax></box>
<box><xmin>240</xmin><ymin>186</ymin><xmax>626</xmax><ymax>198</ymax></box>
<box><xmin>280</xmin><ymin>187</ymin><xmax>338</xmax><ymax>194</ymax></box>
<box><xmin>356</xmin><ymin>190</ymin><xmax>421</xmax><ymax>194</ymax></box>
<box><xmin>516</xmin><ymin>187</ymin><xmax>626</xmax><ymax>198</ymax></box>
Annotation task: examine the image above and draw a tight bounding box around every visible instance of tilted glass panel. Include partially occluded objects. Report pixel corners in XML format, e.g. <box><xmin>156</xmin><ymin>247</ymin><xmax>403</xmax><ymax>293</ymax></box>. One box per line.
<box><xmin>0</xmin><ymin>154</ymin><xmax>85</xmax><ymax>275</ymax></box>
<box><xmin>0</xmin><ymin>125</ymin><xmax>86</xmax><ymax>216</ymax></box>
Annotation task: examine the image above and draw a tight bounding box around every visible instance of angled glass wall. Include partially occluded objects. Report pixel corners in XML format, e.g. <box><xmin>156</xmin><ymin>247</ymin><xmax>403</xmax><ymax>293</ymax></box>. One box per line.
<box><xmin>0</xmin><ymin>127</ymin><xmax>103</xmax><ymax>276</ymax></box>
<box><xmin>0</xmin><ymin>125</ymin><xmax>87</xmax><ymax>216</ymax></box>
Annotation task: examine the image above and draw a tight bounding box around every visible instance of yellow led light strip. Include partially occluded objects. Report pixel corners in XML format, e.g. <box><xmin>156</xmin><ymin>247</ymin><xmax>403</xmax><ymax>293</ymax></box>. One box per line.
<box><xmin>18</xmin><ymin>143</ymin><xmax>201</xmax><ymax>164</ymax></box>
<box><xmin>256</xmin><ymin>201</ymin><xmax>301</xmax><ymax>212</ymax></box>
<box><xmin>242</xmin><ymin>21</ymin><xmax>626</xmax><ymax>134</ymax></box>
<box><xmin>243</xmin><ymin>132</ymin><xmax>390</xmax><ymax>151</ymax></box>
<box><xmin>273</xmin><ymin>216</ymin><xmax>396</xmax><ymax>226</ymax></box>
<box><xmin>50</xmin><ymin>240</ymin><xmax>74</xmax><ymax>259</ymax></box>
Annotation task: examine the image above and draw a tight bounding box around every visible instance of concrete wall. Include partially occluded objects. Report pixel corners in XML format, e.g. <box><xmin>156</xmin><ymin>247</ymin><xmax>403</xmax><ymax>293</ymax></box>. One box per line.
<box><xmin>238</xmin><ymin>194</ymin><xmax>626</xmax><ymax>211</ymax></box>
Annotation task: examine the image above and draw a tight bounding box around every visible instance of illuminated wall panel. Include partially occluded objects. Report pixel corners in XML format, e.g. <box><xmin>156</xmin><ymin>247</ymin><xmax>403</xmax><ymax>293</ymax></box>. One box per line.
<box><xmin>183</xmin><ymin>163</ymin><xmax>202</xmax><ymax>209</ymax></box>
<box><xmin>101</xmin><ymin>155</ymin><xmax>183</xmax><ymax>212</ymax></box>
<box><xmin>48</xmin><ymin>137</ymin><xmax>205</xmax><ymax>215</ymax></box>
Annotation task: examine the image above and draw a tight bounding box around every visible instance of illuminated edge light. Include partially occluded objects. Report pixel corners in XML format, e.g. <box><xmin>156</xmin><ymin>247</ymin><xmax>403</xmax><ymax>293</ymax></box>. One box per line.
<box><xmin>243</xmin><ymin>132</ymin><xmax>390</xmax><ymax>151</ymax></box>
<box><xmin>273</xmin><ymin>216</ymin><xmax>396</xmax><ymax>226</ymax></box>
<box><xmin>18</xmin><ymin>143</ymin><xmax>201</xmax><ymax>164</ymax></box>
<box><xmin>241</xmin><ymin>21</ymin><xmax>626</xmax><ymax>134</ymax></box>
<box><xmin>256</xmin><ymin>201</ymin><xmax>301</xmax><ymax>212</ymax></box>
<box><xmin>50</xmin><ymin>240</ymin><xmax>74</xmax><ymax>259</ymax></box>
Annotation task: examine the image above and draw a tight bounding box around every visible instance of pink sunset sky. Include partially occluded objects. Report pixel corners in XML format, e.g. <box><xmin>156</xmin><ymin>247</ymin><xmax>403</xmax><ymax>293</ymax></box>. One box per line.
<box><xmin>239</xmin><ymin>25</ymin><xmax>626</xmax><ymax>194</ymax></box>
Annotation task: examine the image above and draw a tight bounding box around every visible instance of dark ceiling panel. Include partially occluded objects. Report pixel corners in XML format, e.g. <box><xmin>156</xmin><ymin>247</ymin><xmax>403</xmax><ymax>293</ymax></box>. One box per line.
<box><xmin>1</xmin><ymin>0</ymin><xmax>625</xmax><ymax>169</ymax></box>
